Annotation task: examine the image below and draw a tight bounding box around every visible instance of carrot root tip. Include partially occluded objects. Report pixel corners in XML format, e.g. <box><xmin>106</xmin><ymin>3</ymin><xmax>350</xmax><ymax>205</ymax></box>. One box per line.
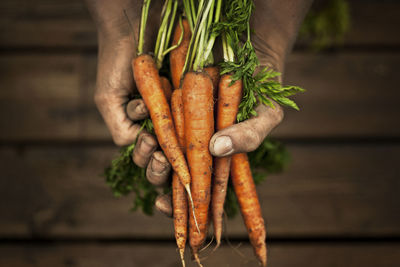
<box><xmin>179</xmin><ymin>248</ymin><xmax>186</xmax><ymax>267</ymax></box>
<box><xmin>185</xmin><ymin>185</ymin><xmax>200</xmax><ymax>234</ymax></box>
<box><xmin>213</xmin><ymin>241</ymin><xmax>221</xmax><ymax>252</ymax></box>
<box><xmin>193</xmin><ymin>252</ymin><xmax>203</xmax><ymax>267</ymax></box>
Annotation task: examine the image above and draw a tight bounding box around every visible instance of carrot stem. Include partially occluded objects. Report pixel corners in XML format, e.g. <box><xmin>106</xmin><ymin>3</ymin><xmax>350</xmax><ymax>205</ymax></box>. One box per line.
<box><xmin>138</xmin><ymin>0</ymin><xmax>151</xmax><ymax>55</ymax></box>
<box><xmin>192</xmin><ymin>0</ymin><xmax>214</xmax><ymax>71</ymax></box>
<box><xmin>163</xmin><ymin>16</ymin><xmax>184</xmax><ymax>56</ymax></box>
<box><xmin>165</xmin><ymin>0</ymin><xmax>178</xmax><ymax>51</ymax></box>
<box><xmin>190</xmin><ymin>0</ymin><xmax>197</xmax><ymax>24</ymax></box>
<box><xmin>154</xmin><ymin>0</ymin><xmax>179</xmax><ymax>69</ymax></box>
<box><xmin>182</xmin><ymin>0</ymin><xmax>194</xmax><ymax>31</ymax></box>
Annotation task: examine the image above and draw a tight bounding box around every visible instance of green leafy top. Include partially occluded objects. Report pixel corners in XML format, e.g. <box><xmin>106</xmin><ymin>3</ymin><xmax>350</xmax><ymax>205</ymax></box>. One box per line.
<box><xmin>182</xmin><ymin>0</ymin><xmax>222</xmax><ymax>73</ymax></box>
<box><xmin>104</xmin><ymin>143</ymin><xmax>158</xmax><ymax>215</ymax></box>
<box><xmin>216</xmin><ymin>0</ymin><xmax>305</xmax><ymax>122</ymax></box>
<box><xmin>154</xmin><ymin>0</ymin><xmax>179</xmax><ymax>69</ymax></box>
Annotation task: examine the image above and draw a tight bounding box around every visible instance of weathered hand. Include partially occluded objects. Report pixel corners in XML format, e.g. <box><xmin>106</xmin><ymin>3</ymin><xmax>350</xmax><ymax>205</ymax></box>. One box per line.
<box><xmin>210</xmin><ymin>101</ymin><xmax>284</xmax><ymax>156</ymax></box>
<box><xmin>85</xmin><ymin>0</ymin><xmax>172</xmax><ymax>205</ymax></box>
<box><xmin>86</xmin><ymin>0</ymin><xmax>312</xmax><ymax>217</ymax></box>
<box><xmin>209</xmin><ymin>0</ymin><xmax>312</xmax><ymax>157</ymax></box>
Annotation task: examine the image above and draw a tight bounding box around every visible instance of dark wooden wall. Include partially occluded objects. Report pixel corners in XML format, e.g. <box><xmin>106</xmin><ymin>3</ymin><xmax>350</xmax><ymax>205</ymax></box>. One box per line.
<box><xmin>1</xmin><ymin>0</ymin><xmax>400</xmax><ymax>266</ymax></box>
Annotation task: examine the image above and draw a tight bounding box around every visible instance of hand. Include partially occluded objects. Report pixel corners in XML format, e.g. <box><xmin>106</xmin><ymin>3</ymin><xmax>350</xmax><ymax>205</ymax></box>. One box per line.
<box><xmin>85</xmin><ymin>0</ymin><xmax>172</xmax><ymax>208</ymax></box>
<box><xmin>86</xmin><ymin>0</ymin><xmax>312</xmax><ymax>216</ymax></box>
<box><xmin>209</xmin><ymin>0</ymin><xmax>312</xmax><ymax>157</ymax></box>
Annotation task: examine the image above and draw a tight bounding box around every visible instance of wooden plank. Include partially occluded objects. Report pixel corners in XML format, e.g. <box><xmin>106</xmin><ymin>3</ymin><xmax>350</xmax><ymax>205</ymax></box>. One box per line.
<box><xmin>1</xmin><ymin>52</ymin><xmax>400</xmax><ymax>141</ymax></box>
<box><xmin>0</xmin><ymin>0</ymin><xmax>95</xmax><ymax>48</ymax></box>
<box><xmin>0</xmin><ymin>54</ymin><xmax>110</xmax><ymax>141</ymax></box>
<box><xmin>0</xmin><ymin>144</ymin><xmax>399</xmax><ymax>238</ymax></box>
<box><xmin>0</xmin><ymin>243</ymin><xmax>399</xmax><ymax>267</ymax></box>
<box><xmin>275</xmin><ymin>52</ymin><xmax>400</xmax><ymax>138</ymax></box>
<box><xmin>0</xmin><ymin>0</ymin><xmax>399</xmax><ymax>48</ymax></box>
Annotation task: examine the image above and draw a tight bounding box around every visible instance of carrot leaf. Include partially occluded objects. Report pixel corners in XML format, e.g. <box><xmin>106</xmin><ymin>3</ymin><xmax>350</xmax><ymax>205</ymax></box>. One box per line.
<box><xmin>104</xmin><ymin>141</ymin><xmax>159</xmax><ymax>215</ymax></box>
<box><xmin>216</xmin><ymin>0</ymin><xmax>305</xmax><ymax>122</ymax></box>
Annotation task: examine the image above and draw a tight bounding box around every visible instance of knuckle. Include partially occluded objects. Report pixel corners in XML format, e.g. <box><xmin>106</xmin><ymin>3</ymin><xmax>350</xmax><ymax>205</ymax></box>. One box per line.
<box><xmin>112</xmin><ymin>134</ymin><xmax>130</xmax><ymax>147</ymax></box>
<box><xmin>94</xmin><ymin>92</ymin><xmax>108</xmax><ymax>107</ymax></box>
<box><xmin>246</xmin><ymin>125</ymin><xmax>262</xmax><ymax>149</ymax></box>
<box><xmin>235</xmin><ymin>122</ymin><xmax>262</xmax><ymax>153</ymax></box>
<box><xmin>110</xmin><ymin>126</ymin><xmax>138</xmax><ymax>147</ymax></box>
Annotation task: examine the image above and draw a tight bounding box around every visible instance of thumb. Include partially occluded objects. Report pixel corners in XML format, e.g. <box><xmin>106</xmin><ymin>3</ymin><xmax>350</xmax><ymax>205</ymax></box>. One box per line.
<box><xmin>209</xmin><ymin>103</ymin><xmax>284</xmax><ymax>157</ymax></box>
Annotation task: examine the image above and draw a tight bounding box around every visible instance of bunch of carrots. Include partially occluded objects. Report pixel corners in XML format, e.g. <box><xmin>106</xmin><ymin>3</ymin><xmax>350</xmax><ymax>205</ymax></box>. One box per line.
<box><xmin>106</xmin><ymin>0</ymin><xmax>304</xmax><ymax>266</ymax></box>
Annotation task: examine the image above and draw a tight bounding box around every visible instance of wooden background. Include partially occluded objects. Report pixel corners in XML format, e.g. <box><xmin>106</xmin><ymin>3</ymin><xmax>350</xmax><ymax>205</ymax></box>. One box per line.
<box><xmin>1</xmin><ymin>0</ymin><xmax>400</xmax><ymax>266</ymax></box>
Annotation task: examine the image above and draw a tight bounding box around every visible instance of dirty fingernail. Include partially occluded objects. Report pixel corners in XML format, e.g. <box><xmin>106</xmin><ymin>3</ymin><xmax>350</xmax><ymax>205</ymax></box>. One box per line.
<box><xmin>135</xmin><ymin>103</ymin><xmax>147</xmax><ymax>114</ymax></box>
<box><xmin>213</xmin><ymin>136</ymin><xmax>233</xmax><ymax>155</ymax></box>
<box><xmin>140</xmin><ymin>136</ymin><xmax>155</xmax><ymax>154</ymax></box>
<box><xmin>151</xmin><ymin>157</ymin><xmax>167</xmax><ymax>173</ymax></box>
<box><xmin>155</xmin><ymin>194</ymin><xmax>172</xmax><ymax>217</ymax></box>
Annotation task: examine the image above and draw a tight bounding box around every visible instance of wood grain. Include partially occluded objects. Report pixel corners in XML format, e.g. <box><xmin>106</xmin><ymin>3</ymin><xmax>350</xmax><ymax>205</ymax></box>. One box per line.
<box><xmin>275</xmin><ymin>52</ymin><xmax>400</xmax><ymax>138</ymax></box>
<box><xmin>0</xmin><ymin>0</ymin><xmax>95</xmax><ymax>48</ymax></box>
<box><xmin>0</xmin><ymin>243</ymin><xmax>399</xmax><ymax>267</ymax></box>
<box><xmin>0</xmin><ymin>0</ymin><xmax>398</xmax><ymax>48</ymax></box>
<box><xmin>1</xmin><ymin>144</ymin><xmax>399</xmax><ymax>238</ymax></box>
<box><xmin>1</xmin><ymin>52</ymin><xmax>400</xmax><ymax>141</ymax></box>
<box><xmin>0</xmin><ymin>54</ymin><xmax>110</xmax><ymax>141</ymax></box>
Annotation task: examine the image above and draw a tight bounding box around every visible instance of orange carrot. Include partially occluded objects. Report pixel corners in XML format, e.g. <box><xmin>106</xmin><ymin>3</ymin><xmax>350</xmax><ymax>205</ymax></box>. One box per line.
<box><xmin>160</xmin><ymin>76</ymin><xmax>172</xmax><ymax>103</ymax></box>
<box><xmin>182</xmin><ymin>71</ymin><xmax>214</xmax><ymax>260</ymax></box>
<box><xmin>170</xmin><ymin>19</ymin><xmax>191</xmax><ymax>89</ymax></box>
<box><xmin>171</xmin><ymin>87</ymin><xmax>188</xmax><ymax>267</ymax></box>
<box><xmin>204</xmin><ymin>66</ymin><xmax>220</xmax><ymax>99</ymax></box>
<box><xmin>171</xmin><ymin>89</ymin><xmax>185</xmax><ymax>152</ymax></box>
<box><xmin>172</xmin><ymin>172</ymin><xmax>187</xmax><ymax>266</ymax></box>
<box><xmin>231</xmin><ymin>153</ymin><xmax>267</xmax><ymax>267</ymax></box>
<box><xmin>212</xmin><ymin>74</ymin><xmax>242</xmax><ymax>246</ymax></box>
<box><xmin>132</xmin><ymin>54</ymin><xmax>196</xmax><ymax>224</ymax></box>
<box><xmin>170</xmin><ymin>18</ymin><xmax>193</xmax><ymax>266</ymax></box>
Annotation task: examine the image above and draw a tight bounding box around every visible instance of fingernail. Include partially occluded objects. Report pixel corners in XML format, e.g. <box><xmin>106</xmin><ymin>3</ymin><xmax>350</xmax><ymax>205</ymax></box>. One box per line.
<box><xmin>151</xmin><ymin>158</ymin><xmax>167</xmax><ymax>173</ymax></box>
<box><xmin>135</xmin><ymin>103</ymin><xmax>147</xmax><ymax>114</ymax></box>
<box><xmin>140</xmin><ymin>136</ymin><xmax>155</xmax><ymax>154</ymax></box>
<box><xmin>213</xmin><ymin>136</ymin><xmax>233</xmax><ymax>156</ymax></box>
<box><xmin>155</xmin><ymin>194</ymin><xmax>172</xmax><ymax>217</ymax></box>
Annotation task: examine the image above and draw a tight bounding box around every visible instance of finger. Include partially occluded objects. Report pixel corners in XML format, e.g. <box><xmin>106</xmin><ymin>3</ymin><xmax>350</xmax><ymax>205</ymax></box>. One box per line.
<box><xmin>95</xmin><ymin>92</ymin><xmax>143</xmax><ymax>146</ymax></box>
<box><xmin>132</xmin><ymin>132</ymin><xmax>158</xmax><ymax>168</ymax></box>
<box><xmin>94</xmin><ymin>36</ymin><xmax>140</xmax><ymax>146</ymax></box>
<box><xmin>155</xmin><ymin>194</ymin><xmax>172</xmax><ymax>218</ymax></box>
<box><xmin>126</xmin><ymin>99</ymin><xmax>149</xmax><ymax>121</ymax></box>
<box><xmin>146</xmin><ymin>151</ymin><xmax>171</xmax><ymax>186</ymax></box>
<box><xmin>209</xmin><ymin>103</ymin><xmax>284</xmax><ymax>157</ymax></box>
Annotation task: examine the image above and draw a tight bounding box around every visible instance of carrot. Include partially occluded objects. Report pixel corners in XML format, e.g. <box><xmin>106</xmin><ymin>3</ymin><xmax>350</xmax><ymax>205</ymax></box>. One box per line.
<box><xmin>231</xmin><ymin>153</ymin><xmax>267</xmax><ymax>267</ymax></box>
<box><xmin>212</xmin><ymin>74</ymin><xmax>242</xmax><ymax>247</ymax></box>
<box><xmin>172</xmin><ymin>172</ymin><xmax>188</xmax><ymax>266</ymax></box>
<box><xmin>204</xmin><ymin>66</ymin><xmax>220</xmax><ymax>99</ymax></box>
<box><xmin>182</xmin><ymin>71</ymin><xmax>214</xmax><ymax>261</ymax></box>
<box><xmin>170</xmin><ymin>16</ymin><xmax>193</xmax><ymax>266</ymax></box>
<box><xmin>160</xmin><ymin>76</ymin><xmax>172</xmax><ymax>103</ymax></box>
<box><xmin>170</xmin><ymin>18</ymin><xmax>191</xmax><ymax>89</ymax></box>
<box><xmin>132</xmin><ymin>54</ymin><xmax>197</xmax><ymax>228</ymax></box>
<box><xmin>171</xmin><ymin>87</ymin><xmax>188</xmax><ymax>267</ymax></box>
<box><xmin>171</xmin><ymin>89</ymin><xmax>185</xmax><ymax>152</ymax></box>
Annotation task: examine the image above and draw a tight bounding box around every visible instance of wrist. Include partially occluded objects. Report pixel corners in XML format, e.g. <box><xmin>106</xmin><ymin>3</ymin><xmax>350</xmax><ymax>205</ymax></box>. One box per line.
<box><xmin>86</xmin><ymin>0</ymin><xmax>140</xmax><ymax>41</ymax></box>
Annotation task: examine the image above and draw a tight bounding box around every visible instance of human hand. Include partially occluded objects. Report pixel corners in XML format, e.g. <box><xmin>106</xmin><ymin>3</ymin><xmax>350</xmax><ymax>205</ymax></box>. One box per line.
<box><xmin>85</xmin><ymin>0</ymin><xmax>173</xmax><ymax>206</ymax></box>
<box><xmin>86</xmin><ymin>0</ymin><xmax>312</xmax><ymax>216</ymax></box>
<box><xmin>209</xmin><ymin>0</ymin><xmax>312</xmax><ymax>157</ymax></box>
